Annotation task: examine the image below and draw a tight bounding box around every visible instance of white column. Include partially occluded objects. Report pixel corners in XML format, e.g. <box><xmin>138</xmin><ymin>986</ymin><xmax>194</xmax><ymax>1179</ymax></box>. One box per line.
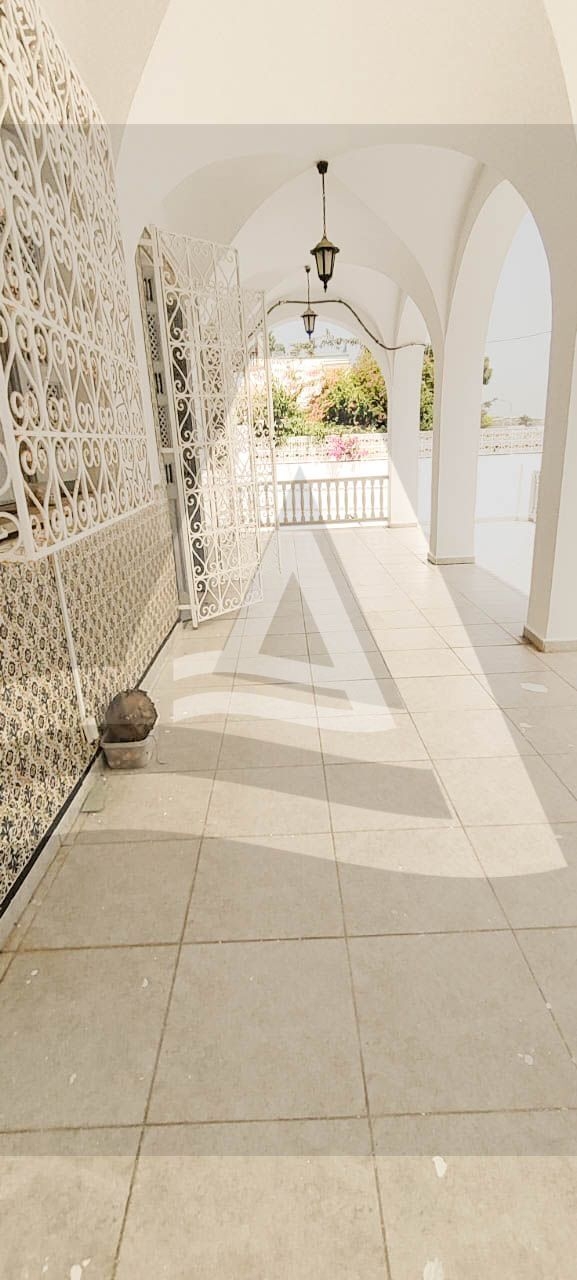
<box><xmin>428</xmin><ymin>336</ymin><xmax>483</xmax><ymax>564</ymax></box>
<box><xmin>428</xmin><ymin>181</ymin><xmax>525</xmax><ymax>564</ymax></box>
<box><xmin>525</xmin><ymin>308</ymin><xmax>577</xmax><ymax>649</ymax></box>
<box><xmin>387</xmin><ymin>345</ymin><xmax>423</xmax><ymax>527</ymax></box>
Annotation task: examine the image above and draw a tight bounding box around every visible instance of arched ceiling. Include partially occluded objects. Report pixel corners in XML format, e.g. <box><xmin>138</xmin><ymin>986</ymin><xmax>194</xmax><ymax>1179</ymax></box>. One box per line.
<box><xmin>40</xmin><ymin>0</ymin><xmax>576</xmax><ymax>345</ymax></box>
<box><xmin>41</xmin><ymin>0</ymin><xmax>169</xmax><ymax>151</ymax></box>
<box><xmin>126</xmin><ymin>0</ymin><xmax>569</xmax><ymax>128</ymax></box>
<box><xmin>42</xmin><ymin>1</ymin><xmax>573</xmax><ymax>136</ymax></box>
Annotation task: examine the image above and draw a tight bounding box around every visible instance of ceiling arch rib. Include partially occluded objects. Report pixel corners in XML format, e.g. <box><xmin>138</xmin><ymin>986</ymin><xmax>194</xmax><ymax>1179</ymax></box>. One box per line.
<box><xmin>232</xmin><ymin>166</ymin><xmax>442</xmax><ymax>351</ymax></box>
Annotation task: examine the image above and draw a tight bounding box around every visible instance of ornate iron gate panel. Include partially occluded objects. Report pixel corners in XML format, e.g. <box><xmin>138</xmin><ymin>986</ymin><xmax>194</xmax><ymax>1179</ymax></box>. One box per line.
<box><xmin>0</xmin><ymin>0</ymin><xmax>152</xmax><ymax>562</ymax></box>
<box><xmin>142</xmin><ymin>229</ymin><xmax>263</xmax><ymax>623</ymax></box>
<box><xmin>243</xmin><ymin>290</ymin><xmax>279</xmax><ymax>536</ymax></box>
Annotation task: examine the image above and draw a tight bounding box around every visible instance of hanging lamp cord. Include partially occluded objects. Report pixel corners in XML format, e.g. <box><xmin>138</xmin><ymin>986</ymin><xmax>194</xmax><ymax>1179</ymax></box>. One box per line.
<box><xmin>266</xmin><ymin>297</ymin><xmax>427</xmax><ymax>352</ymax></box>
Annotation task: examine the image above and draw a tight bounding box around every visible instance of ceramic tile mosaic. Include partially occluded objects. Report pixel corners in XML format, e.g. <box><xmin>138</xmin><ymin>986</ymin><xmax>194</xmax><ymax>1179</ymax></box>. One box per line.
<box><xmin>0</xmin><ymin>498</ymin><xmax>178</xmax><ymax>909</ymax></box>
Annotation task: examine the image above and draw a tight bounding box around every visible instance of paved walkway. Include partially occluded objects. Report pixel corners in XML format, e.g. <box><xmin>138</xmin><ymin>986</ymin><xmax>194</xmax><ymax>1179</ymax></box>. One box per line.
<box><xmin>3</xmin><ymin>524</ymin><xmax>577</xmax><ymax>1278</ymax></box>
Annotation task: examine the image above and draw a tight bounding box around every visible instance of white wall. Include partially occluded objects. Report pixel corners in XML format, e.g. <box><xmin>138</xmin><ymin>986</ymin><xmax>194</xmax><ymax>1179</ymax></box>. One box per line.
<box><xmin>278</xmin><ymin>452</ymin><xmax>542</xmax><ymax>525</ymax></box>
<box><xmin>419</xmin><ymin>453</ymin><xmax>542</xmax><ymax>525</ymax></box>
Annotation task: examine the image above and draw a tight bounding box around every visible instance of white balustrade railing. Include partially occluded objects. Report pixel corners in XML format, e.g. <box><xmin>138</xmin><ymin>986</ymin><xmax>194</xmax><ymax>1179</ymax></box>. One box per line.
<box><xmin>259</xmin><ymin>475</ymin><xmax>388</xmax><ymax>526</ymax></box>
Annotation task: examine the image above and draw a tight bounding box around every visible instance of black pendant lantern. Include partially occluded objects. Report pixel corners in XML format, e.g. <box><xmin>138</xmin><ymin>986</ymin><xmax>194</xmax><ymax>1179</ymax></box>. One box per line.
<box><xmin>310</xmin><ymin>160</ymin><xmax>340</xmax><ymax>291</ymax></box>
<box><xmin>301</xmin><ymin>265</ymin><xmax>317</xmax><ymax>339</ymax></box>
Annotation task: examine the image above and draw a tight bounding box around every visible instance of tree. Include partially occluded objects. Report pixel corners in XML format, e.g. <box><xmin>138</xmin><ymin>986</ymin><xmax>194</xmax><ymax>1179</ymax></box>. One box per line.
<box><xmin>268</xmin><ymin>332</ymin><xmax>286</xmax><ymax>355</ymax></box>
<box><xmin>310</xmin><ymin>349</ymin><xmax>388</xmax><ymax>430</ymax></box>
<box><xmin>420</xmin><ymin>345</ymin><xmax>435</xmax><ymax>430</ymax></box>
<box><xmin>270</xmin><ymin>379</ymin><xmax>307</xmax><ymax>440</ymax></box>
<box><xmin>419</xmin><ymin>346</ymin><xmax>494</xmax><ymax>429</ymax></box>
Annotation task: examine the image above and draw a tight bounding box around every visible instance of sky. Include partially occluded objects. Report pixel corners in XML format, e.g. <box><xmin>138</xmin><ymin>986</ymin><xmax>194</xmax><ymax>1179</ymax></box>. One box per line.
<box><xmin>485</xmin><ymin>213</ymin><xmax>551</xmax><ymax>420</ymax></box>
<box><xmin>272</xmin><ymin>213</ymin><xmax>552</xmax><ymax>420</ymax></box>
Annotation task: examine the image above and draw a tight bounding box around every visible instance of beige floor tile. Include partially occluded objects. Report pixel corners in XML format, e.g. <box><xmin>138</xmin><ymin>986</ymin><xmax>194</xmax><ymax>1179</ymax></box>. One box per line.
<box><xmin>228</xmin><ymin>682</ymin><xmax>316</xmax><ymax>720</ymax></box>
<box><xmin>335</xmin><ymin>828</ymin><xmax>505</xmax><ymax>934</ymax></box>
<box><xmin>218</xmin><ymin>716</ymin><xmax>321</xmax><ymax>769</ymax></box>
<box><xmin>315</xmin><ymin>678</ymin><xmax>404</xmax><ymax>717</ymax></box>
<box><xmin>0</xmin><ymin>1128</ymin><xmax>138</xmax><ymax>1280</ymax></box>
<box><xmin>378</xmin><ymin>648</ymin><xmax>468</xmax><ymax>678</ymax></box>
<box><xmin>305</xmin><ymin>610</ymin><xmax>366</xmax><ymax>633</ymax></box>
<box><xmin>517</xmin><ymin>927</ymin><xmax>577</xmax><ymax>1057</ymax></box>
<box><xmin>149</xmin><ymin>940</ymin><xmax>364</xmax><ymax>1122</ymax></box>
<box><xmin>154</xmin><ymin>720</ymin><xmax>224</xmax><ymax>771</ymax></box>
<box><xmin>467</xmin><ymin>823</ymin><xmax>577</xmax><ymax>927</ymax></box>
<box><xmin>436</xmin><ymin>756</ymin><xmax>577</xmax><ymax>826</ymax></box>
<box><xmin>420</xmin><ymin>602</ymin><xmax>490</xmax><ymax>626</ymax></box>
<box><xmin>369</xmin><ymin>627</ymin><xmax>447</xmax><ymax>651</ymax></box>
<box><xmin>239</xmin><ymin>633</ymin><xmax>309</xmax><ymax>657</ymax></box>
<box><xmin>235</xmin><ymin>653</ymin><xmax>312</xmax><ymax>684</ymax></box>
<box><xmin>154</xmin><ymin>649</ymin><xmax>239</xmax><ymax>681</ymax></box>
<box><xmin>0</xmin><ymin>953</ymin><xmax>12</xmax><ymax>979</ymax></box>
<box><xmin>454</xmin><ymin>644</ymin><xmax>546</xmax><ymax>676</ymax></box>
<box><xmin>501</xmin><ymin>620</ymin><xmax>527</xmax><ymax>640</ymax></box>
<box><xmin>507</xmin><ymin>706</ymin><xmax>577</xmax><ymax>754</ymax></box>
<box><xmin>319</xmin><ymin>712</ymin><xmax>428</xmax><ymax>763</ymax></box>
<box><xmin>326</xmin><ymin>761</ymin><xmax>455</xmax><ymax>831</ymax></box>
<box><xmin>153</xmin><ymin>673</ymin><xmax>236</xmax><ymax>699</ymax></box>
<box><xmin>156</xmin><ymin>685</ymin><xmax>232</xmax><ymax>723</ymax></box>
<box><xmin>163</xmin><ymin>631</ymin><xmax>239</xmax><ymax>656</ymax></box>
<box><xmin>362</xmin><ymin>609</ymin><xmax>430</xmax><ymax>630</ymax></box>
<box><xmin>79</xmin><ymin>773</ymin><xmax>214</xmax><ymax>842</ymax></box>
<box><xmin>350</xmin><ymin>932</ymin><xmax>577</xmax><ymax>1114</ymax></box>
<box><xmin>0</xmin><ymin>947</ymin><xmax>175</xmax><ymax>1128</ymax></box>
<box><xmin>22</xmin><ymin>840</ymin><xmax>199</xmax><ymax>948</ymax></box>
<box><xmin>185</xmin><ymin>834</ymin><xmax>342</xmax><ymax>941</ymax></box>
<box><xmin>437</xmin><ymin>623</ymin><xmax>519</xmax><ymax>647</ymax></box>
<box><xmin>413</xmin><ymin>708</ymin><xmax>535</xmax><ymax>758</ymax></box>
<box><xmin>357</xmin><ymin>600</ymin><xmax>415</xmax><ymax>621</ymax></box>
<box><xmin>477</xmin><ymin>669</ymin><xmax>577</xmax><ymax>708</ymax></box>
<box><xmin>308</xmin><ymin>628</ymin><xmax>377</xmax><ymax>654</ymax></box>
<box><xmin>540</xmin><ymin>651</ymin><xmax>577</xmax><ymax>688</ymax></box>
<box><xmin>0</xmin><ymin>845</ymin><xmax>69</xmax><ymax>951</ymax></box>
<box><xmin>117</xmin><ymin>1120</ymin><xmax>386</xmax><ymax>1280</ymax></box>
<box><xmin>242</xmin><ymin>614</ymin><xmax>304</xmax><ymax>636</ymax></box>
<box><xmin>311</xmin><ymin>650</ymin><xmax>391</xmax><ymax>685</ymax></box>
<box><xmin>242</xmin><ymin>601</ymin><xmax>302</xmax><ymax>621</ymax></box>
<box><xmin>177</xmin><ymin>617</ymin><xmax>240</xmax><ymax>639</ymax></box>
<box><xmin>375</xmin><ymin>1111</ymin><xmax>577</xmax><ymax>1280</ymax></box>
<box><xmin>395</xmin><ymin>675</ymin><xmax>494</xmax><ymax>713</ymax></box>
<box><xmin>546</xmin><ymin>749</ymin><xmax>577</xmax><ymax>798</ymax></box>
<box><xmin>205</xmin><ymin>765</ymin><xmax>330</xmax><ymax>836</ymax></box>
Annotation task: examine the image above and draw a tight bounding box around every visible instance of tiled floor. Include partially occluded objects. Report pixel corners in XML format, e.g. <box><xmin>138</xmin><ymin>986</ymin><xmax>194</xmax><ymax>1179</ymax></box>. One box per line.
<box><xmin>3</xmin><ymin>524</ymin><xmax>577</xmax><ymax>1278</ymax></box>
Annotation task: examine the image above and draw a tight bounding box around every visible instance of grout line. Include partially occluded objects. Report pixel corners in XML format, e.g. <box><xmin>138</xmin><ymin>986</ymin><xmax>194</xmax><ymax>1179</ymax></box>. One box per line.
<box><xmin>2</xmin><ymin>1102</ymin><xmax>577</xmax><ymax>1139</ymax></box>
<box><xmin>13</xmin><ymin>921</ymin><xmax>577</xmax><ymax>958</ymax></box>
<box><xmin>110</xmin><ymin>652</ymin><xmax>232</xmax><ymax>1278</ymax></box>
<box><xmin>302</xmin><ymin>594</ymin><xmax>392</xmax><ymax>1280</ymax></box>
<box><xmin>406</xmin><ymin>598</ymin><xmax>577</xmax><ymax>1075</ymax></box>
<box><xmin>319</xmin><ymin>529</ymin><xmax>577</xmax><ymax>1095</ymax></box>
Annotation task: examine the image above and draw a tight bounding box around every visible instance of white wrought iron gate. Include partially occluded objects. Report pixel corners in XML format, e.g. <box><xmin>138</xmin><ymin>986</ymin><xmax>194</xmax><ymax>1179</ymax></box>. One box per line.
<box><xmin>138</xmin><ymin>229</ymin><xmax>266</xmax><ymax>624</ymax></box>
<box><xmin>242</xmin><ymin>290</ymin><xmax>279</xmax><ymax>536</ymax></box>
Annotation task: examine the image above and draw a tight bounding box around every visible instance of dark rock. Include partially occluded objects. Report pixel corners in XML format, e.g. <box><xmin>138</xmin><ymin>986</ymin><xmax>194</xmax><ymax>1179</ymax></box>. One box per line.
<box><xmin>104</xmin><ymin>689</ymin><xmax>157</xmax><ymax>742</ymax></box>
